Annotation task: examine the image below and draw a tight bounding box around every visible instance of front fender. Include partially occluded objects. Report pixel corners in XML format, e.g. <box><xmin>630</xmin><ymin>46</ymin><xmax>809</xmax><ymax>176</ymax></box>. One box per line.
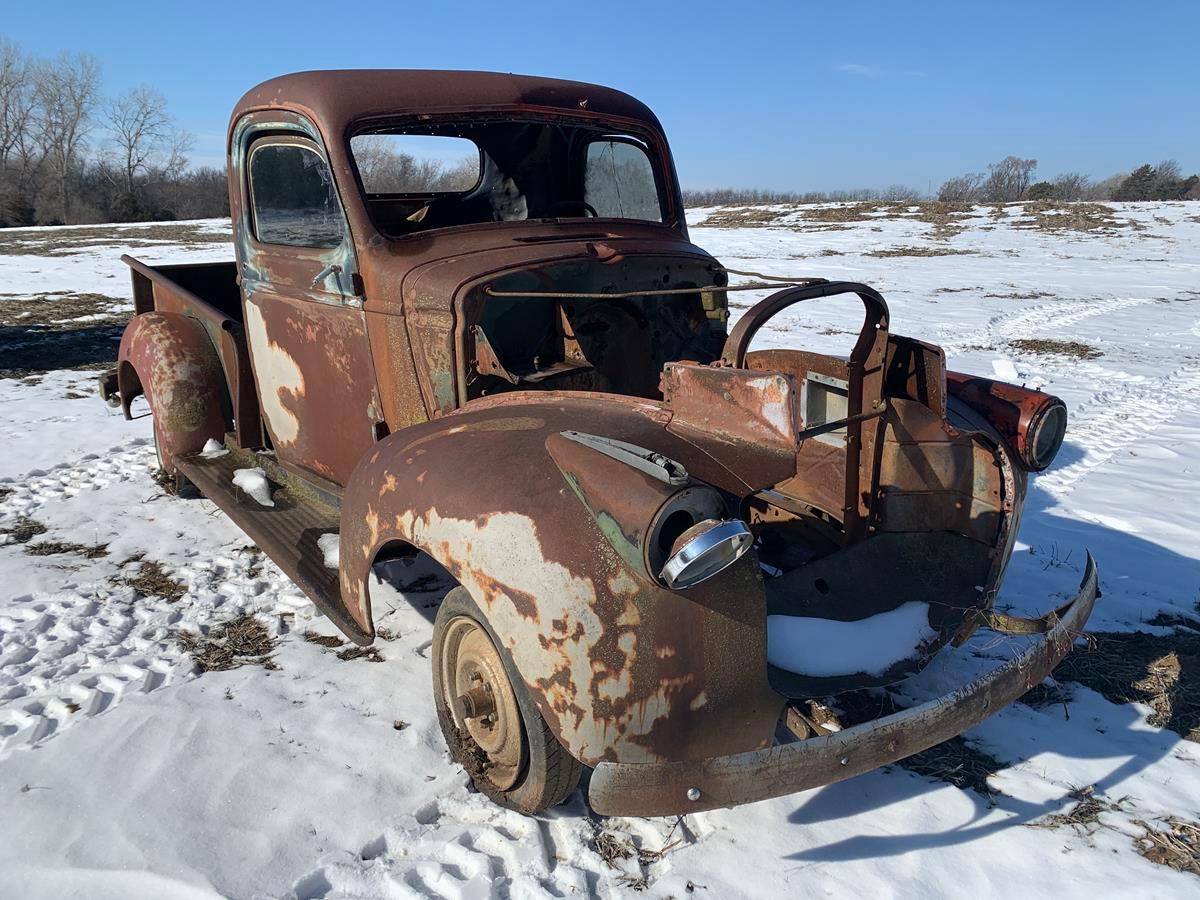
<box><xmin>118</xmin><ymin>312</ymin><xmax>228</xmax><ymax>471</ymax></box>
<box><xmin>339</xmin><ymin>394</ymin><xmax>785</xmax><ymax>767</ymax></box>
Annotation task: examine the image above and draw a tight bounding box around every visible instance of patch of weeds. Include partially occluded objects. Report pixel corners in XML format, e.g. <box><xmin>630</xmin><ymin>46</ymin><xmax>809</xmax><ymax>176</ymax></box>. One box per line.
<box><xmin>588</xmin><ymin>819</ymin><xmax>683</xmax><ymax>892</ymax></box>
<box><xmin>933</xmin><ymin>286</ymin><xmax>978</xmax><ymax>294</ymax></box>
<box><xmin>819</xmin><ymin>248</ymin><xmax>844</xmax><ymax>256</ymax></box>
<box><xmin>1009</xmin><ymin>338</ymin><xmax>1102</xmax><ymax>360</ymax></box>
<box><xmin>864</xmin><ymin>245</ymin><xmax>976</xmax><ymax>258</ymax></box>
<box><xmin>834</xmin><ymin>690</ymin><xmax>1007</xmax><ymax>797</ymax></box>
<box><xmin>1029</xmin><ymin>785</ymin><xmax>1128</xmax><ymax>835</ymax></box>
<box><xmin>0</xmin><ymin>485</ymin><xmax>12</xmax><ymax>503</ymax></box>
<box><xmin>1052</xmin><ymin>629</ymin><xmax>1200</xmax><ymax>742</ymax></box>
<box><xmin>178</xmin><ymin>615</ymin><xmax>276</xmax><ymax>672</ymax></box>
<box><xmin>303</xmin><ymin>631</ymin><xmax>344</xmax><ymax>648</ymax></box>
<box><xmin>24</xmin><ymin>540</ymin><xmax>108</xmax><ymax>558</ymax></box>
<box><xmin>1</xmin><ymin>517</ymin><xmax>47</xmax><ymax>543</ymax></box>
<box><xmin>1012</xmin><ymin>201</ymin><xmax>1140</xmax><ymax>234</ymax></box>
<box><xmin>124</xmin><ymin>560</ymin><xmax>187</xmax><ymax>602</ymax></box>
<box><xmin>1135</xmin><ymin>817</ymin><xmax>1200</xmax><ymax>876</ymax></box>
<box><xmin>984</xmin><ymin>290</ymin><xmax>1057</xmax><ymax>300</ymax></box>
<box><xmin>337</xmin><ymin>645</ymin><xmax>385</xmax><ymax>663</ymax></box>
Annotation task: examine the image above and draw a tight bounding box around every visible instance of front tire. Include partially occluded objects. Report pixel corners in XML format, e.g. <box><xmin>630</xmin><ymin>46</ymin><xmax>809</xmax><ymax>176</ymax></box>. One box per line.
<box><xmin>432</xmin><ymin>587</ymin><xmax>582</xmax><ymax>813</ymax></box>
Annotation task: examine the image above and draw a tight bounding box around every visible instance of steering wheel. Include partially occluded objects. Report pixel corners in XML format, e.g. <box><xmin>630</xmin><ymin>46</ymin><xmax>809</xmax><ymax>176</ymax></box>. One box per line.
<box><xmin>545</xmin><ymin>200</ymin><xmax>598</xmax><ymax>218</ymax></box>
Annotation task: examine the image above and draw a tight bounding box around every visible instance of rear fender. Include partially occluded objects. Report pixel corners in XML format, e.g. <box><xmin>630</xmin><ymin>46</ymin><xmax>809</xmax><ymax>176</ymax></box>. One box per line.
<box><xmin>118</xmin><ymin>312</ymin><xmax>228</xmax><ymax>471</ymax></box>
<box><xmin>338</xmin><ymin>396</ymin><xmax>785</xmax><ymax>767</ymax></box>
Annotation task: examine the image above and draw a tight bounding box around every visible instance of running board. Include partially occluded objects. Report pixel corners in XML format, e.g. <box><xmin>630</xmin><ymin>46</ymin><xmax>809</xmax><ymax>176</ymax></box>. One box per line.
<box><xmin>174</xmin><ymin>452</ymin><xmax>371</xmax><ymax>645</ymax></box>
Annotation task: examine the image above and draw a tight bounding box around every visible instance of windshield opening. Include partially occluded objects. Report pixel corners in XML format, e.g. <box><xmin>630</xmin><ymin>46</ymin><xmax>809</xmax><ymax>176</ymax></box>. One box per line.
<box><xmin>349</xmin><ymin>117</ymin><xmax>669</xmax><ymax>237</ymax></box>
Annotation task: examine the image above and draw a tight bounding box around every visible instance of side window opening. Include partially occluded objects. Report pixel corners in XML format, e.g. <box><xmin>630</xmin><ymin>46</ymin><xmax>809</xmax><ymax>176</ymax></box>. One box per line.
<box><xmin>249</xmin><ymin>142</ymin><xmax>345</xmax><ymax>248</ymax></box>
<box><xmin>584</xmin><ymin>138</ymin><xmax>663</xmax><ymax>223</ymax></box>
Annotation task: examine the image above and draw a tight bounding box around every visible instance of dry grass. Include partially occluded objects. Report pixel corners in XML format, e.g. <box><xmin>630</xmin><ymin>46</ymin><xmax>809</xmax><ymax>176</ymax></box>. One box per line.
<box><xmin>1012</xmin><ymin>201</ymin><xmax>1139</xmax><ymax>234</ymax></box>
<box><xmin>0</xmin><ymin>222</ymin><xmax>231</xmax><ymax>258</ymax></box>
<box><xmin>1030</xmin><ymin>785</ymin><xmax>1127</xmax><ymax>835</ymax></box>
<box><xmin>1</xmin><ymin>517</ymin><xmax>47</xmax><ymax>543</ymax></box>
<box><xmin>1050</xmin><ymin>630</ymin><xmax>1200</xmax><ymax>742</ymax></box>
<box><xmin>303</xmin><ymin>631</ymin><xmax>345</xmax><ymax>648</ymax></box>
<box><xmin>24</xmin><ymin>540</ymin><xmax>108</xmax><ymax>558</ymax></box>
<box><xmin>985</xmin><ymin>290</ymin><xmax>1057</xmax><ymax>300</ymax></box>
<box><xmin>177</xmin><ymin>615</ymin><xmax>277</xmax><ymax>672</ymax></box>
<box><xmin>1135</xmin><ymin>817</ymin><xmax>1200</xmax><ymax>876</ymax></box>
<box><xmin>336</xmin><ymin>645</ymin><xmax>385</xmax><ymax>663</ymax></box>
<box><xmin>125</xmin><ymin>560</ymin><xmax>187</xmax><ymax>602</ymax></box>
<box><xmin>1010</xmin><ymin>338</ymin><xmax>1103</xmax><ymax>360</ymax></box>
<box><xmin>834</xmin><ymin>690</ymin><xmax>1006</xmax><ymax>796</ymax></box>
<box><xmin>864</xmin><ymin>245</ymin><xmax>976</xmax><ymax>258</ymax></box>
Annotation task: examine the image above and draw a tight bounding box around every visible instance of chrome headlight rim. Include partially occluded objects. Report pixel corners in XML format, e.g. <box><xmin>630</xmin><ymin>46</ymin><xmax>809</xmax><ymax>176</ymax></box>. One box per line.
<box><xmin>1026</xmin><ymin>400</ymin><xmax>1068</xmax><ymax>471</ymax></box>
<box><xmin>660</xmin><ymin>518</ymin><xmax>754</xmax><ymax>590</ymax></box>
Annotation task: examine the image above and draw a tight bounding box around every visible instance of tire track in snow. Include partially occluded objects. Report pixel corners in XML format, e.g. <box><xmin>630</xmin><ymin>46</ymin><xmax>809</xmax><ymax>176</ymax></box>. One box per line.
<box><xmin>940</xmin><ymin>295</ymin><xmax>1157</xmax><ymax>355</ymax></box>
<box><xmin>1037</xmin><ymin>357</ymin><xmax>1200</xmax><ymax>499</ymax></box>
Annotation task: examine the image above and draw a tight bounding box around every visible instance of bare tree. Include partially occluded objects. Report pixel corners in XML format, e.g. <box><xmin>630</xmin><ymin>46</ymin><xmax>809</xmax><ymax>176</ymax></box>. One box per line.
<box><xmin>1050</xmin><ymin>172</ymin><xmax>1091</xmax><ymax>201</ymax></box>
<box><xmin>981</xmin><ymin>156</ymin><xmax>1037</xmax><ymax>203</ymax></box>
<box><xmin>104</xmin><ymin>85</ymin><xmax>192</xmax><ymax>215</ymax></box>
<box><xmin>937</xmin><ymin>172</ymin><xmax>985</xmax><ymax>203</ymax></box>
<box><xmin>33</xmin><ymin>51</ymin><xmax>100</xmax><ymax>221</ymax></box>
<box><xmin>0</xmin><ymin>38</ymin><xmax>43</xmax><ymax>222</ymax></box>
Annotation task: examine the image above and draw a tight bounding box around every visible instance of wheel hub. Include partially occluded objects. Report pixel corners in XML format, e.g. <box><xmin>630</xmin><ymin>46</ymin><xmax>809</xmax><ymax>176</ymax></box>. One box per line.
<box><xmin>440</xmin><ymin>617</ymin><xmax>524</xmax><ymax>790</ymax></box>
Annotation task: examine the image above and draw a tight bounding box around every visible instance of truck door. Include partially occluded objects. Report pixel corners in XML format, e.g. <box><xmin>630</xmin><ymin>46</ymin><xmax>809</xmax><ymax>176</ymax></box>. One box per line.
<box><xmin>236</xmin><ymin>133</ymin><xmax>381</xmax><ymax>487</ymax></box>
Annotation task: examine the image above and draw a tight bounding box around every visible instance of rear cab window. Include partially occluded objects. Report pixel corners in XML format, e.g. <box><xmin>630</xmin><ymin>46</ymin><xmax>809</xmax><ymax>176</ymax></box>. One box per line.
<box><xmin>584</xmin><ymin>138</ymin><xmax>663</xmax><ymax>223</ymax></box>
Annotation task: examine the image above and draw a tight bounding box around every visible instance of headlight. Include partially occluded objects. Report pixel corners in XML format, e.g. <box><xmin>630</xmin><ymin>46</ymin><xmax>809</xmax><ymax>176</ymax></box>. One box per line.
<box><xmin>660</xmin><ymin>519</ymin><xmax>754</xmax><ymax>589</ymax></box>
<box><xmin>1025</xmin><ymin>400</ymin><xmax>1067</xmax><ymax>471</ymax></box>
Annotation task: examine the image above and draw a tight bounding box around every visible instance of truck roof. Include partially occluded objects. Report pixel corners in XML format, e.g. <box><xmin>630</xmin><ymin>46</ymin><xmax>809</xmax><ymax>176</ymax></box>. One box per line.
<box><xmin>228</xmin><ymin>69</ymin><xmax>664</xmax><ymax>149</ymax></box>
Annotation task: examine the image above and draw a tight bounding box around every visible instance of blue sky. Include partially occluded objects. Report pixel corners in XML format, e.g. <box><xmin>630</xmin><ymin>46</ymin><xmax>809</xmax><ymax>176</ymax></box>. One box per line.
<box><xmin>7</xmin><ymin>0</ymin><xmax>1198</xmax><ymax>192</ymax></box>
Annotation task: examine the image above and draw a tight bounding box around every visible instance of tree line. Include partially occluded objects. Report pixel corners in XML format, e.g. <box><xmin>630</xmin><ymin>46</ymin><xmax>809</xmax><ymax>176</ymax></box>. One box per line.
<box><xmin>936</xmin><ymin>155</ymin><xmax>1199</xmax><ymax>203</ymax></box>
<box><xmin>0</xmin><ymin>37</ymin><xmax>227</xmax><ymax>227</ymax></box>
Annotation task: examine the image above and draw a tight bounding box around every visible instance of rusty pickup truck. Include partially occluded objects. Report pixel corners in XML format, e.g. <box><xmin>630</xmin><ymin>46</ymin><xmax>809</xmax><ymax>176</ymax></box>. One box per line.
<box><xmin>101</xmin><ymin>70</ymin><xmax>1097</xmax><ymax>816</ymax></box>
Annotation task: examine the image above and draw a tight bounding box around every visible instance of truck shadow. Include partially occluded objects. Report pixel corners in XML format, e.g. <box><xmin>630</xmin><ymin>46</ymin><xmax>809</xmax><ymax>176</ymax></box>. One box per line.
<box><xmin>782</xmin><ymin>438</ymin><xmax>1200</xmax><ymax>860</ymax></box>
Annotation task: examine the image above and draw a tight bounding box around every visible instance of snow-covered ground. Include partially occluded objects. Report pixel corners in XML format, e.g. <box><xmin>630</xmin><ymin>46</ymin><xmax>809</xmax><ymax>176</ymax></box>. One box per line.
<box><xmin>0</xmin><ymin>205</ymin><xmax>1198</xmax><ymax>898</ymax></box>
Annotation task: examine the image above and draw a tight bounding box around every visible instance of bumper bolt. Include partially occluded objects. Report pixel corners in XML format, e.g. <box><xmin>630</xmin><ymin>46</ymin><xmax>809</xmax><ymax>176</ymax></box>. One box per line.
<box><xmin>686</xmin><ymin>787</ymin><xmax>701</xmax><ymax>801</ymax></box>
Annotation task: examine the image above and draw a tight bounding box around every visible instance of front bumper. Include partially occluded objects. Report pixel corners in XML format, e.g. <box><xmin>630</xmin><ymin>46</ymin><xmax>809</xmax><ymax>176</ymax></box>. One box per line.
<box><xmin>588</xmin><ymin>553</ymin><xmax>1098</xmax><ymax>817</ymax></box>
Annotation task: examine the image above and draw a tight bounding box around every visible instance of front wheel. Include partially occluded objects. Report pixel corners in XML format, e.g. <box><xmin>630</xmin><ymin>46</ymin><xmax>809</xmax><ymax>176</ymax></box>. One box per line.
<box><xmin>432</xmin><ymin>587</ymin><xmax>582</xmax><ymax>813</ymax></box>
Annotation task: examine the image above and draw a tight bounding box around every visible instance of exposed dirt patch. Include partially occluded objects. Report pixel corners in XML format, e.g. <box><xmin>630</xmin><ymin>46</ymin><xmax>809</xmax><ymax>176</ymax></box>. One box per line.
<box><xmin>124</xmin><ymin>560</ymin><xmax>187</xmax><ymax>602</ymax></box>
<box><xmin>0</xmin><ymin>292</ymin><xmax>130</xmax><ymax>378</ymax></box>
<box><xmin>1050</xmin><ymin>630</ymin><xmax>1200</xmax><ymax>742</ymax></box>
<box><xmin>178</xmin><ymin>614</ymin><xmax>277</xmax><ymax>672</ymax></box>
<box><xmin>864</xmin><ymin>246</ymin><xmax>976</xmax><ymax>258</ymax></box>
<box><xmin>24</xmin><ymin>540</ymin><xmax>109</xmax><ymax>559</ymax></box>
<box><xmin>0</xmin><ymin>485</ymin><xmax>12</xmax><ymax>503</ymax></box>
<box><xmin>0</xmin><ymin>222</ymin><xmax>231</xmax><ymax>257</ymax></box>
<box><xmin>1</xmin><ymin>517</ymin><xmax>48</xmax><ymax>543</ymax></box>
<box><xmin>1135</xmin><ymin>817</ymin><xmax>1200</xmax><ymax>876</ymax></box>
<box><xmin>833</xmin><ymin>690</ymin><xmax>1007</xmax><ymax>797</ymax></box>
<box><xmin>1010</xmin><ymin>338</ymin><xmax>1103</xmax><ymax>360</ymax></box>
